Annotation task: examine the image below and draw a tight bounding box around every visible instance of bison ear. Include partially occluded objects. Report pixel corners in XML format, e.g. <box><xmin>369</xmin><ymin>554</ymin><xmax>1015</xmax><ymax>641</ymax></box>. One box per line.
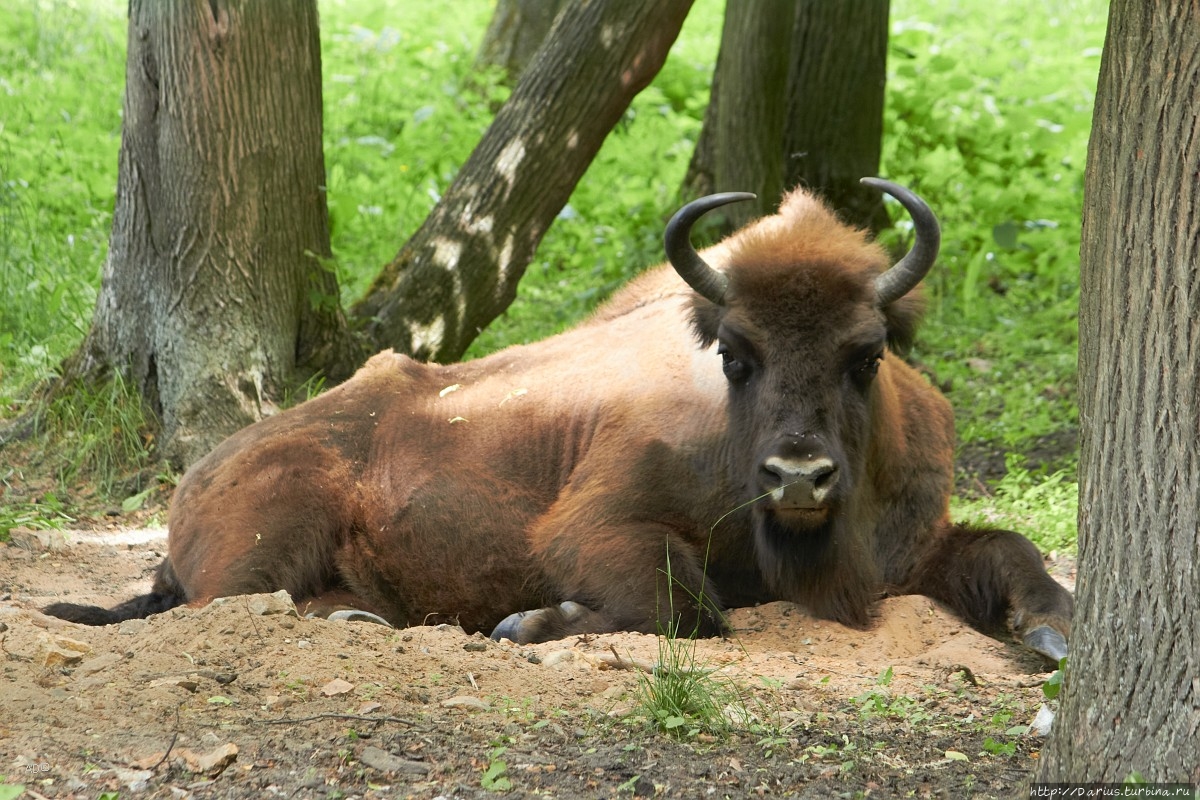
<box><xmin>882</xmin><ymin>289</ymin><xmax>925</xmax><ymax>354</ymax></box>
<box><xmin>690</xmin><ymin>296</ymin><xmax>723</xmax><ymax>348</ymax></box>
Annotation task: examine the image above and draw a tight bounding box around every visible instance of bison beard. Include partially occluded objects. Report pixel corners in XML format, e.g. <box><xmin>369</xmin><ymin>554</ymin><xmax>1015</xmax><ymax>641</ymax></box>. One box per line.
<box><xmin>42</xmin><ymin>179</ymin><xmax>1072</xmax><ymax>665</ymax></box>
<box><xmin>753</xmin><ymin>510</ymin><xmax>879</xmax><ymax>631</ymax></box>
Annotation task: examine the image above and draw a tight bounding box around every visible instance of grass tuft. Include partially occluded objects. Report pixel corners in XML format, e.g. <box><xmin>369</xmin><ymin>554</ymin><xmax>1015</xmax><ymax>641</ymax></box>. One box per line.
<box><xmin>32</xmin><ymin>371</ymin><xmax>157</xmax><ymax>496</ymax></box>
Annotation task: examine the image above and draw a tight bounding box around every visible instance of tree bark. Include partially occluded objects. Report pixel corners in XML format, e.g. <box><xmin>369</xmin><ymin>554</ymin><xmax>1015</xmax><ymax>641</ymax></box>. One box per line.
<box><xmin>66</xmin><ymin>0</ymin><xmax>354</xmax><ymax>467</ymax></box>
<box><xmin>783</xmin><ymin>0</ymin><xmax>889</xmax><ymax>232</ymax></box>
<box><xmin>683</xmin><ymin>0</ymin><xmax>793</xmax><ymax>231</ymax></box>
<box><xmin>1035</xmin><ymin>2</ymin><xmax>1200</xmax><ymax>784</ymax></box>
<box><xmin>353</xmin><ymin>0</ymin><xmax>695</xmax><ymax>364</ymax></box>
<box><xmin>683</xmin><ymin>0</ymin><xmax>888</xmax><ymax>233</ymax></box>
<box><xmin>475</xmin><ymin>0</ymin><xmax>569</xmax><ymax>84</ymax></box>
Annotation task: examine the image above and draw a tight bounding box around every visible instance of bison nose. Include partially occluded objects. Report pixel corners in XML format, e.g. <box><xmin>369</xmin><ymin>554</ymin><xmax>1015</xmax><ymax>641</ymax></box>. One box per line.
<box><xmin>762</xmin><ymin>456</ymin><xmax>839</xmax><ymax>508</ymax></box>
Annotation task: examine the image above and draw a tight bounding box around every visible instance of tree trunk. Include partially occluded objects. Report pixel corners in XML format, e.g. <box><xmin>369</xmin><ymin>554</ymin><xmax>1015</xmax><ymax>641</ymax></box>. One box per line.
<box><xmin>783</xmin><ymin>0</ymin><xmax>889</xmax><ymax>232</ymax></box>
<box><xmin>66</xmin><ymin>0</ymin><xmax>354</xmax><ymax>467</ymax></box>
<box><xmin>352</xmin><ymin>0</ymin><xmax>695</xmax><ymax>364</ymax></box>
<box><xmin>683</xmin><ymin>0</ymin><xmax>794</xmax><ymax>232</ymax></box>
<box><xmin>1035</xmin><ymin>2</ymin><xmax>1199</xmax><ymax>784</ymax></box>
<box><xmin>683</xmin><ymin>0</ymin><xmax>889</xmax><ymax>234</ymax></box>
<box><xmin>475</xmin><ymin>0</ymin><xmax>569</xmax><ymax>84</ymax></box>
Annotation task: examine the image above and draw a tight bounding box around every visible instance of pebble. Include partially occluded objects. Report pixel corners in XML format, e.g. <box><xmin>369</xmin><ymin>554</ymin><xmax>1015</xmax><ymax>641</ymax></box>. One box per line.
<box><xmin>359</xmin><ymin>746</ymin><xmax>431</xmax><ymax>775</ymax></box>
<box><xmin>39</xmin><ymin>633</ymin><xmax>92</xmax><ymax>667</ymax></box>
<box><xmin>441</xmin><ymin>695</ymin><xmax>490</xmax><ymax>711</ymax></box>
<box><xmin>119</xmin><ymin>618</ymin><xmax>148</xmax><ymax>635</ymax></box>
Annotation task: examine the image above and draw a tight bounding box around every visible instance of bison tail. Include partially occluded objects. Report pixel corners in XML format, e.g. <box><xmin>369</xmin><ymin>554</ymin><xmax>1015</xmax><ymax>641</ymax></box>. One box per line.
<box><xmin>42</xmin><ymin>558</ymin><xmax>186</xmax><ymax>626</ymax></box>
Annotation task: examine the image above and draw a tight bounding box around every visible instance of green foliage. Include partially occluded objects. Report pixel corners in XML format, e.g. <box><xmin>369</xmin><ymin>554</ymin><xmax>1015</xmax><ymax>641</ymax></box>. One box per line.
<box><xmin>479</xmin><ymin>747</ymin><xmax>512</xmax><ymax>792</ymax></box>
<box><xmin>635</xmin><ymin>633</ymin><xmax>745</xmax><ymax>740</ymax></box>
<box><xmin>0</xmin><ymin>478</ymin><xmax>73</xmax><ymax>539</ymax></box>
<box><xmin>33</xmin><ymin>371</ymin><xmax>157</xmax><ymax>495</ymax></box>
<box><xmin>0</xmin><ymin>0</ymin><xmax>124</xmax><ymax>401</ymax></box>
<box><xmin>1043</xmin><ymin>657</ymin><xmax>1067</xmax><ymax>701</ymax></box>
<box><xmin>884</xmin><ymin>1</ymin><xmax>1104</xmax><ymax>458</ymax></box>
<box><xmin>952</xmin><ymin>454</ymin><xmax>1078</xmax><ymax>554</ymax></box>
<box><xmin>0</xmin><ymin>783</ymin><xmax>24</xmax><ymax>800</ymax></box>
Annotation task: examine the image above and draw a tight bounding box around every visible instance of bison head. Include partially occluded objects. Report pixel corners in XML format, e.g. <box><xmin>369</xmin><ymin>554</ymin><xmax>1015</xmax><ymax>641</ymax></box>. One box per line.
<box><xmin>666</xmin><ymin>179</ymin><xmax>941</xmax><ymax>609</ymax></box>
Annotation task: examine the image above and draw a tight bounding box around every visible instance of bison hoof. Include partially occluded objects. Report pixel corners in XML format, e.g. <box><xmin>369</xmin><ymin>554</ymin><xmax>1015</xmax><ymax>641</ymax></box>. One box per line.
<box><xmin>309</xmin><ymin>609</ymin><xmax>394</xmax><ymax>628</ymax></box>
<box><xmin>490</xmin><ymin>601</ymin><xmax>587</xmax><ymax>642</ymax></box>
<box><xmin>1022</xmin><ymin>625</ymin><xmax>1068</xmax><ymax>665</ymax></box>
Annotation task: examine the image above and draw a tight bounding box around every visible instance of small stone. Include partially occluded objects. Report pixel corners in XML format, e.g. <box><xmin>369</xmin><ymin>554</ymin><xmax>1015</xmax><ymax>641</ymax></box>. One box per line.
<box><xmin>150</xmin><ymin>676</ymin><xmax>200</xmax><ymax>692</ymax></box>
<box><xmin>78</xmin><ymin>652</ymin><xmax>124</xmax><ymax>676</ymax></box>
<box><xmin>40</xmin><ymin>633</ymin><xmax>92</xmax><ymax>667</ymax></box>
<box><xmin>463</xmin><ymin>641</ymin><xmax>488</xmax><ymax>652</ymax></box>
<box><xmin>359</xmin><ymin>745</ymin><xmax>430</xmax><ymax>775</ymax></box>
<box><xmin>441</xmin><ymin>695</ymin><xmax>490</xmax><ymax>711</ymax></box>
<box><xmin>246</xmin><ymin>590</ymin><xmax>298</xmax><ymax>617</ymax></box>
<box><xmin>321</xmin><ymin>678</ymin><xmax>355</xmax><ymax>696</ymax></box>
<box><xmin>297</xmin><ymin>639</ymin><xmax>312</xmax><ymax>649</ymax></box>
<box><xmin>263</xmin><ymin>694</ymin><xmax>292</xmax><ymax>711</ymax></box>
<box><xmin>112</xmin><ymin>767</ymin><xmax>153</xmax><ymax>792</ymax></box>
<box><xmin>118</xmin><ymin>618</ymin><xmax>148</xmax><ymax>635</ymax></box>
<box><xmin>175</xmin><ymin>743</ymin><xmax>238</xmax><ymax>775</ymax></box>
<box><xmin>434</xmin><ymin>623</ymin><xmax>466</xmax><ymax>635</ymax></box>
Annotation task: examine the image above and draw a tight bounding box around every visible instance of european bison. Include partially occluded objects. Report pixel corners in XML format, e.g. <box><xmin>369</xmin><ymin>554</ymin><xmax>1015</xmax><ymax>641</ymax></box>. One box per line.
<box><xmin>46</xmin><ymin>179</ymin><xmax>1071</xmax><ymax>662</ymax></box>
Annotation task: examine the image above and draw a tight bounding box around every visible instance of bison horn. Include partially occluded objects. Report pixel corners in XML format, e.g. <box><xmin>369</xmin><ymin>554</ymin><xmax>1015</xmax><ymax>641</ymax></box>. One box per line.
<box><xmin>861</xmin><ymin>177</ymin><xmax>941</xmax><ymax>307</ymax></box>
<box><xmin>664</xmin><ymin>192</ymin><xmax>756</xmax><ymax>306</ymax></box>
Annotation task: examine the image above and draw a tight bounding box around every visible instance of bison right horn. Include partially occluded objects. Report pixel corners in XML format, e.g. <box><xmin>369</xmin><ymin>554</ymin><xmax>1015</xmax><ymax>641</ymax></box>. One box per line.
<box><xmin>860</xmin><ymin>177</ymin><xmax>941</xmax><ymax>307</ymax></box>
<box><xmin>664</xmin><ymin>192</ymin><xmax>756</xmax><ymax>306</ymax></box>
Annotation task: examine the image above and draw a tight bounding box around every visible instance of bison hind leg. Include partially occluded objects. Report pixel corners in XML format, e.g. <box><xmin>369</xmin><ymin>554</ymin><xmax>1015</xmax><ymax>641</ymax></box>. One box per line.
<box><xmin>490</xmin><ymin>601</ymin><xmax>599</xmax><ymax>643</ymax></box>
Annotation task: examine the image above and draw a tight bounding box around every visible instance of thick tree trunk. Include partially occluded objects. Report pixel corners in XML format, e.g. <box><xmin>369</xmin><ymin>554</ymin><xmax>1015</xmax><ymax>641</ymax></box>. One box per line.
<box><xmin>683</xmin><ymin>0</ymin><xmax>888</xmax><ymax>233</ymax></box>
<box><xmin>66</xmin><ymin>0</ymin><xmax>353</xmax><ymax>467</ymax></box>
<box><xmin>475</xmin><ymin>0</ymin><xmax>569</xmax><ymax>84</ymax></box>
<box><xmin>683</xmin><ymin>0</ymin><xmax>793</xmax><ymax>231</ymax></box>
<box><xmin>1035</xmin><ymin>2</ymin><xmax>1199</xmax><ymax>784</ymax></box>
<box><xmin>353</xmin><ymin>0</ymin><xmax>695</xmax><ymax>363</ymax></box>
<box><xmin>783</xmin><ymin>0</ymin><xmax>889</xmax><ymax>232</ymax></box>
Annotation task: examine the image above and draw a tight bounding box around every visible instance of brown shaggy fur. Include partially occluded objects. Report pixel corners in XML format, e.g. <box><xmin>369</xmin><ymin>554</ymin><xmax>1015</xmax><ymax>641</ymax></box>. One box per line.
<box><xmin>45</xmin><ymin>187</ymin><xmax>1072</xmax><ymax>658</ymax></box>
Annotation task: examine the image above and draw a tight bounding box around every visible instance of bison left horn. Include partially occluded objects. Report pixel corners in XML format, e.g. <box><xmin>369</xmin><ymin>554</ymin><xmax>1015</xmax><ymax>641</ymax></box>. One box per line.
<box><xmin>860</xmin><ymin>177</ymin><xmax>941</xmax><ymax>307</ymax></box>
<box><xmin>664</xmin><ymin>191</ymin><xmax>756</xmax><ymax>306</ymax></box>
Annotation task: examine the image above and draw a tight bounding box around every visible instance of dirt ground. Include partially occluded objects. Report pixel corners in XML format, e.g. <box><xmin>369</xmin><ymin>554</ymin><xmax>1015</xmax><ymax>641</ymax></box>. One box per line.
<box><xmin>0</xmin><ymin>523</ymin><xmax>1071</xmax><ymax>799</ymax></box>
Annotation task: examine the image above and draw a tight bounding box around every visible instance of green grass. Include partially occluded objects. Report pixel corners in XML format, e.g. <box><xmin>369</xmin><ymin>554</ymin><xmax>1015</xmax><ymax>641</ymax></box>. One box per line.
<box><xmin>0</xmin><ymin>0</ymin><xmax>1104</xmax><ymax>551</ymax></box>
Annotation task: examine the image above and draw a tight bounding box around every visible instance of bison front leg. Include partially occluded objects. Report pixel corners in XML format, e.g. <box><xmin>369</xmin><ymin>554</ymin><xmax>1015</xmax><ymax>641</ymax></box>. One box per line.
<box><xmin>492</xmin><ymin>522</ymin><xmax>726</xmax><ymax>644</ymax></box>
<box><xmin>904</xmin><ymin>524</ymin><xmax>1073</xmax><ymax>664</ymax></box>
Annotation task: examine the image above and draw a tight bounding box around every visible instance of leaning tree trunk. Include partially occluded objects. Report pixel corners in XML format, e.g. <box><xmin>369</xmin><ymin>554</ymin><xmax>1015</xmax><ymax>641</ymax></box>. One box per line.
<box><xmin>353</xmin><ymin>0</ymin><xmax>695</xmax><ymax>363</ymax></box>
<box><xmin>1035</xmin><ymin>2</ymin><xmax>1199</xmax><ymax>784</ymax></box>
<box><xmin>475</xmin><ymin>0</ymin><xmax>569</xmax><ymax>84</ymax></box>
<box><xmin>683</xmin><ymin>0</ymin><xmax>889</xmax><ymax>233</ymax></box>
<box><xmin>65</xmin><ymin>0</ymin><xmax>354</xmax><ymax>467</ymax></box>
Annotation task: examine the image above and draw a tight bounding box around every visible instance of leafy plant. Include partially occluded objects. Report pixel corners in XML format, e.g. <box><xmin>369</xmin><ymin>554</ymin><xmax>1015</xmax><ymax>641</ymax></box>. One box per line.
<box><xmin>1043</xmin><ymin>657</ymin><xmax>1068</xmax><ymax>701</ymax></box>
<box><xmin>480</xmin><ymin>746</ymin><xmax>512</xmax><ymax>792</ymax></box>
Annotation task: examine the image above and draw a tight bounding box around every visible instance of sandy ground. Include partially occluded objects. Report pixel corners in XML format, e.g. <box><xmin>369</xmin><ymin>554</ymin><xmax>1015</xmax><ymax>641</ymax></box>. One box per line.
<box><xmin>1</xmin><ymin>525</ymin><xmax>1069</xmax><ymax>799</ymax></box>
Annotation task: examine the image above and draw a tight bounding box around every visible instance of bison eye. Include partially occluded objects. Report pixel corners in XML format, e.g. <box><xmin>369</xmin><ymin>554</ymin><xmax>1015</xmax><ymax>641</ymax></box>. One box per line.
<box><xmin>717</xmin><ymin>343</ymin><xmax>750</xmax><ymax>383</ymax></box>
<box><xmin>853</xmin><ymin>352</ymin><xmax>884</xmax><ymax>385</ymax></box>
